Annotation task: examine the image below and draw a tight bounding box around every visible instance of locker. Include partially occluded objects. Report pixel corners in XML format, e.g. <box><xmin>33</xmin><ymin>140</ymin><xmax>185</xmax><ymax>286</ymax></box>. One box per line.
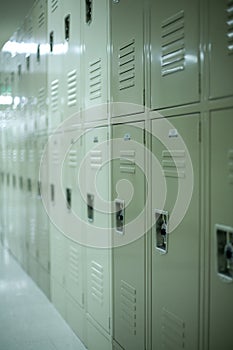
<box><xmin>112</xmin><ymin>122</ymin><xmax>146</xmax><ymax>350</ymax></box>
<box><xmin>208</xmin><ymin>0</ymin><xmax>233</xmax><ymax>99</ymax></box>
<box><xmin>50</xmin><ymin>224</ymin><xmax>66</xmax><ymax>287</ymax></box>
<box><xmin>51</xmin><ymin>277</ymin><xmax>67</xmax><ymax>319</ymax></box>
<box><xmin>84</xmin><ymin>126</ymin><xmax>112</xmax><ymax>333</ymax></box>
<box><xmin>38</xmin><ymin>263</ymin><xmax>51</xmax><ymax>299</ymax></box>
<box><xmin>82</xmin><ymin>0</ymin><xmax>109</xmax><ymax>121</ymax></box>
<box><xmin>47</xmin><ymin>0</ymin><xmax>64</xmax><ymax>130</ymax></box>
<box><xmin>111</xmin><ymin>0</ymin><xmax>144</xmax><ymax>117</ymax></box>
<box><xmin>209</xmin><ymin>109</ymin><xmax>233</xmax><ymax>350</ymax></box>
<box><xmin>62</xmin><ymin>0</ymin><xmax>81</xmax><ymax>121</ymax></box>
<box><xmin>151</xmin><ymin>115</ymin><xmax>200</xmax><ymax>350</ymax></box>
<box><xmin>150</xmin><ymin>0</ymin><xmax>200</xmax><ymax>109</ymax></box>
<box><xmin>34</xmin><ymin>0</ymin><xmax>48</xmax><ymax>132</ymax></box>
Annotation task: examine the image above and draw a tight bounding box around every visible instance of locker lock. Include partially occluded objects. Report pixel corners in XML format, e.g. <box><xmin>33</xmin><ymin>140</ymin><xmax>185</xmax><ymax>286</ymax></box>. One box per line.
<box><xmin>115</xmin><ymin>199</ymin><xmax>124</xmax><ymax>235</ymax></box>
<box><xmin>216</xmin><ymin>225</ymin><xmax>233</xmax><ymax>282</ymax></box>
<box><xmin>225</xmin><ymin>243</ymin><xmax>233</xmax><ymax>261</ymax></box>
<box><xmin>155</xmin><ymin>210</ymin><xmax>168</xmax><ymax>254</ymax></box>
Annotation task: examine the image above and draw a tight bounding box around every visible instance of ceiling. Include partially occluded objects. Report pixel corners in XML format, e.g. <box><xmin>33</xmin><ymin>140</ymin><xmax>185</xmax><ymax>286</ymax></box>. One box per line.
<box><xmin>0</xmin><ymin>0</ymin><xmax>36</xmax><ymax>50</ymax></box>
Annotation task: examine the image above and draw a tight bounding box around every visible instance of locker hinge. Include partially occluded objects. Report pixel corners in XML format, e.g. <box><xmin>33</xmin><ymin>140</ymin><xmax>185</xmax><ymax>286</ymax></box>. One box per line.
<box><xmin>82</xmin><ymin>292</ymin><xmax>85</xmax><ymax>306</ymax></box>
<box><xmin>143</xmin><ymin>128</ymin><xmax>146</xmax><ymax>145</ymax></box>
<box><xmin>198</xmin><ymin>120</ymin><xmax>201</xmax><ymax>143</ymax></box>
<box><xmin>48</xmin><ymin>261</ymin><xmax>51</xmax><ymax>272</ymax></box>
<box><xmin>143</xmin><ymin>88</ymin><xmax>145</xmax><ymax>106</ymax></box>
<box><xmin>109</xmin><ymin>317</ymin><xmax>111</xmax><ymax>330</ymax></box>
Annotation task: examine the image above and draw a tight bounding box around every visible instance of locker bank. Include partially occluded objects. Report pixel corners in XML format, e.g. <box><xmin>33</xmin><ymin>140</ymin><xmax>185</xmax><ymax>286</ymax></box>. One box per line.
<box><xmin>0</xmin><ymin>1</ymin><xmax>232</xmax><ymax>350</ymax></box>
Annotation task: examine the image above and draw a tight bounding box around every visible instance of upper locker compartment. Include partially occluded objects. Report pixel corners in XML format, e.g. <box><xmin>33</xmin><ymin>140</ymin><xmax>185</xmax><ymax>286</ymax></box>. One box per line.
<box><xmin>209</xmin><ymin>0</ymin><xmax>233</xmax><ymax>99</ymax></box>
<box><xmin>62</xmin><ymin>0</ymin><xmax>81</xmax><ymax>123</ymax></box>
<box><xmin>111</xmin><ymin>0</ymin><xmax>144</xmax><ymax>117</ymax></box>
<box><xmin>82</xmin><ymin>0</ymin><xmax>109</xmax><ymax>122</ymax></box>
<box><xmin>150</xmin><ymin>0</ymin><xmax>200</xmax><ymax>109</ymax></box>
<box><xmin>47</xmin><ymin>0</ymin><xmax>64</xmax><ymax>131</ymax></box>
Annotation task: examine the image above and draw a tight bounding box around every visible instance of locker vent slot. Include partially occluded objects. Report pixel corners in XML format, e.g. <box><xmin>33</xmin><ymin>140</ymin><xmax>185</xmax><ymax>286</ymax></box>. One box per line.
<box><xmin>68</xmin><ymin>246</ymin><xmax>80</xmax><ymax>285</ymax></box>
<box><xmin>68</xmin><ymin>149</ymin><xmax>77</xmax><ymax>168</ymax></box>
<box><xmin>227</xmin><ymin>1</ymin><xmax>233</xmax><ymax>54</ymax></box>
<box><xmin>120</xmin><ymin>280</ymin><xmax>137</xmax><ymax>335</ymax></box>
<box><xmin>38</xmin><ymin>12</ymin><xmax>45</xmax><ymax>28</ymax></box>
<box><xmin>51</xmin><ymin>79</ymin><xmax>59</xmax><ymax>112</ymax></box>
<box><xmin>38</xmin><ymin>87</ymin><xmax>46</xmax><ymax>109</ymax></box>
<box><xmin>51</xmin><ymin>0</ymin><xmax>58</xmax><ymax>13</ymax></box>
<box><xmin>52</xmin><ymin>150</ymin><xmax>59</xmax><ymax>165</ymax></box>
<box><xmin>91</xmin><ymin>261</ymin><xmax>104</xmax><ymax>305</ymax></box>
<box><xmin>89</xmin><ymin>58</ymin><xmax>102</xmax><ymax>100</ymax></box>
<box><xmin>120</xmin><ymin>150</ymin><xmax>136</xmax><ymax>174</ymax></box>
<box><xmin>30</xmin><ymin>218</ymin><xmax>36</xmax><ymax>245</ymax></box>
<box><xmin>12</xmin><ymin>149</ymin><xmax>17</xmax><ymax>162</ymax></box>
<box><xmin>118</xmin><ymin>39</ymin><xmax>136</xmax><ymax>90</ymax></box>
<box><xmin>67</xmin><ymin>70</ymin><xmax>77</xmax><ymax>107</ymax></box>
<box><xmin>228</xmin><ymin>149</ymin><xmax>233</xmax><ymax>184</ymax></box>
<box><xmin>20</xmin><ymin>149</ymin><xmax>25</xmax><ymax>162</ymax></box>
<box><xmin>161</xmin><ymin>10</ymin><xmax>185</xmax><ymax>76</ymax></box>
<box><xmin>162</xmin><ymin>308</ymin><xmax>185</xmax><ymax>349</ymax></box>
<box><xmin>29</xmin><ymin>149</ymin><xmax>35</xmax><ymax>163</ymax></box>
<box><xmin>162</xmin><ymin>150</ymin><xmax>186</xmax><ymax>178</ymax></box>
<box><xmin>90</xmin><ymin>150</ymin><xmax>102</xmax><ymax>169</ymax></box>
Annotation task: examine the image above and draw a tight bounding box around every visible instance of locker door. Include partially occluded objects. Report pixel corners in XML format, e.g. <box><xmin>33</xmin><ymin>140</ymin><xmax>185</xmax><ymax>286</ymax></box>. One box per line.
<box><xmin>111</xmin><ymin>0</ymin><xmax>144</xmax><ymax>117</ymax></box>
<box><xmin>209</xmin><ymin>109</ymin><xmax>233</xmax><ymax>350</ymax></box>
<box><xmin>150</xmin><ymin>0</ymin><xmax>199</xmax><ymax>109</ymax></box>
<box><xmin>208</xmin><ymin>0</ymin><xmax>233</xmax><ymax>99</ymax></box>
<box><xmin>82</xmin><ymin>0</ymin><xmax>109</xmax><ymax>120</ymax></box>
<box><xmin>112</xmin><ymin>122</ymin><xmax>145</xmax><ymax>350</ymax></box>
<box><xmin>84</xmin><ymin>126</ymin><xmax>111</xmax><ymax>333</ymax></box>
<box><xmin>48</xmin><ymin>0</ymin><xmax>64</xmax><ymax>130</ymax></box>
<box><xmin>151</xmin><ymin>115</ymin><xmax>200</xmax><ymax>350</ymax></box>
<box><xmin>62</xmin><ymin>0</ymin><xmax>81</xmax><ymax>121</ymax></box>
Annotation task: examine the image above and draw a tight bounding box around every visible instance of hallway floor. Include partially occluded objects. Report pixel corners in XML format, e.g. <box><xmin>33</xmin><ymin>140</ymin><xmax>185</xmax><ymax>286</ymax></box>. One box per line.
<box><xmin>0</xmin><ymin>245</ymin><xmax>86</xmax><ymax>350</ymax></box>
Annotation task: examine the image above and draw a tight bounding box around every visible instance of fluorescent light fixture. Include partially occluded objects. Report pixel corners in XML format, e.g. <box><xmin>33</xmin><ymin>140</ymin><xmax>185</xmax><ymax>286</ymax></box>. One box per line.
<box><xmin>0</xmin><ymin>95</ymin><xmax>13</xmax><ymax>105</ymax></box>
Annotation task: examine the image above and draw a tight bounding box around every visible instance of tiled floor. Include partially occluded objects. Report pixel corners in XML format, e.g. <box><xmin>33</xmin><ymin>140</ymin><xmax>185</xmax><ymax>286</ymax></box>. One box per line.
<box><xmin>0</xmin><ymin>245</ymin><xmax>86</xmax><ymax>350</ymax></box>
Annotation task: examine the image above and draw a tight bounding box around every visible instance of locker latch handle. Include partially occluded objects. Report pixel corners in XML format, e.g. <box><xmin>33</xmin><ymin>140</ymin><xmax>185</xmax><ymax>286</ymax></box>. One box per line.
<box><xmin>66</xmin><ymin>188</ymin><xmax>72</xmax><ymax>211</ymax></box>
<box><xmin>87</xmin><ymin>193</ymin><xmax>94</xmax><ymax>222</ymax></box>
<box><xmin>64</xmin><ymin>15</ymin><xmax>70</xmax><ymax>41</ymax></box>
<box><xmin>49</xmin><ymin>31</ymin><xmax>54</xmax><ymax>53</ymax></box>
<box><xmin>155</xmin><ymin>210</ymin><xmax>169</xmax><ymax>254</ymax></box>
<box><xmin>115</xmin><ymin>199</ymin><xmax>124</xmax><ymax>235</ymax></box>
<box><xmin>86</xmin><ymin>0</ymin><xmax>92</xmax><ymax>24</ymax></box>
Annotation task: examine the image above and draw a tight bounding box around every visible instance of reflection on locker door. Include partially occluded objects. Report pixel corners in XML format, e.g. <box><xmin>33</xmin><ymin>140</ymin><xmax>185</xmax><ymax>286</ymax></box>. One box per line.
<box><xmin>151</xmin><ymin>115</ymin><xmax>200</xmax><ymax>350</ymax></box>
<box><xmin>112</xmin><ymin>122</ymin><xmax>145</xmax><ymax>350</ymax></box>
<box><xmin>111</xmin><ymin>0</ymin><xmax>144</xmax><ymax>117</ymax></box>
<box><xmin>209</xmin><ymin>109</ymin><xmax>233</xmax><ymax>350</ymax></box>
<box><xmin>208</xmin><ymin>0</ymin><xmax>233</xmax><ymax>99</ymax></box>
<box><xmin>150</xmin><ymin>0</ymin><xmax>199</xmax><ymax>109</ymax></box>
<box><xmin>84</xmin><ymin>126</ymin><xmax>111</xmax><ymax>335</ymax></box>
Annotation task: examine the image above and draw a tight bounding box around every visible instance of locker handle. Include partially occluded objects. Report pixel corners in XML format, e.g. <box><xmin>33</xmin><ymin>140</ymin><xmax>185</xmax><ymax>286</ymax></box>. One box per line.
<box><xmin>64</xmin><ymin>15</ymin><xmax>70</xmax><ymax>41</ymax></box>
<box><xmin>86</xmin><ymin>0</ymin><xmax>92</xmax><ymax>24</ymax></box>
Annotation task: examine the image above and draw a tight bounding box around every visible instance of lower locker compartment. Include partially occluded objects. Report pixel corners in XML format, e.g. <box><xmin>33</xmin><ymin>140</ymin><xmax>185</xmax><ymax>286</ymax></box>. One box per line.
<box><xmin>38</xmin><ymin>263</ymin><xmax>50</xmax><ymax>300</ymax></box>
<box><xmin>28</xmin><ymin>254</ymin><xmax>39</xmax><ymax>285</ymax></box>
<box><xmin>66</xmin><ymin>293</ymin><xmax>87</xmax><ymax>347</ymax></box>
<box><xmin>87</xmin><ymin>315</ymin><xmax>112</xmax><ymax>350</ymax></box>
<box><xmin>51</xmin><ymin>277</ymin><xmax>67</xmax><ymax>320</ymax></box>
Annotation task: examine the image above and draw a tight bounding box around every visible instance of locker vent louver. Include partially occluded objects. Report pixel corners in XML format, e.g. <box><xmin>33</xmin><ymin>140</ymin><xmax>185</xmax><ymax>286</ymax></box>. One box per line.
<box><xmin>68</xmin><ymin>246</ymin><xmax>80</xmax><ymax>285</ymax></box>
<box><xmin>29</xmin><ymin>149</ymin><xmax>35</xmax><ymax>163</ymax></box>
<box><xmin>91</xmin><ymin>261</ymin><xmax>104</xmax><ymax>305</ymax></box>
<box><xmin>227</xmin><ymin>1</ymin><xmax>233</xmax><ymax>54</ymax></box>
<box><xmin>51</xmin><ymin>0</ymin><xmax>58</xmax><ymax>13</ymax></box>
<box><xmin>89</xmin><ymin>58</ymin><xmax>102</xmax><ymax>100</ymax></box>
<box><xmin>20</xmin><ymin>149</ymin><xmax>25</xmax><ymax>162</ymax></box>
<box><xmin>2</xmin><ymin>150</ymin><xmax>6</xmax><ymax>161</ymax></box>
<box><xmin>67</xmin><ymin>70</ymin><xmax>77</xmax><ymax>107</ymax></box>
<box><xmin>228</xmin><ymin>149</ymin><xmax>233</xmax><ymax>184</ymax></box>
<box><xmin>8</xmin><ymin>149</ymin><xmax>11</xmax><ymax>162</ymax></box>
<box><xmin>90</xmin><ymin>150</ymin><xmax>102</xmax><ymax>169</ymax></box>
<box><xmin>118</xmin><ymin>39</ymin><xmax>136</xmax><ymax>90</ymax></box>
<box><xmin>162</xmin><ymin>150</ymin><xmax>186</xmax><ymax>178</ymax></box>
<box><xmin>68</xmin><ymin>149</ymin><xmax>77</xmax><ymax>168</ymax></box>
<box><xmin>12</xmin><ymin>149</ymin><xmax>17</xmax><ymax>162</ymax></box>
<box><xmin>52</xmin><ymin>150</ymin><xmax>59</xmax><ymax>165</ymax></box>
<box><xmin>120</xmin><ymin>150</ymin><xmax>136</xmax><ymax>174</ymax></box>
<box><xmin>38</xmin><ymin>12</ymin><xmax>45</xmax><ymax>28</ymax></box>
<box><xmin>162</xmin><ymin>308</ymin><xmax>185</xmax><ymax>349</ymax></box>
<box><xmin>161</xmin><ymin>10</ymin><xmax>185</xmax><ymax>76</ymax></box>
<box><xmin>38</xmin><ymin>87</ymin><xmax>46</xmax><ymax>109</ymax></box>
<box><xmin>51</xmin><ymin>80</ymin><xmax>59</xmax><ymax>112</ymax></box>
<box><xmin>120</xmin><ymin>280</ymin><xmax>137</xmax><ymax>335</ymax></box>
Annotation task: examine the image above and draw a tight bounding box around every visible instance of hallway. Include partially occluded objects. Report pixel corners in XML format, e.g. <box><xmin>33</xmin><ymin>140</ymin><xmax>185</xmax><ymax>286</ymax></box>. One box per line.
<box><xmin>0</xmin><ymin>245</ymin><xmax>86</xmax><ymax>350</ymax></box>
